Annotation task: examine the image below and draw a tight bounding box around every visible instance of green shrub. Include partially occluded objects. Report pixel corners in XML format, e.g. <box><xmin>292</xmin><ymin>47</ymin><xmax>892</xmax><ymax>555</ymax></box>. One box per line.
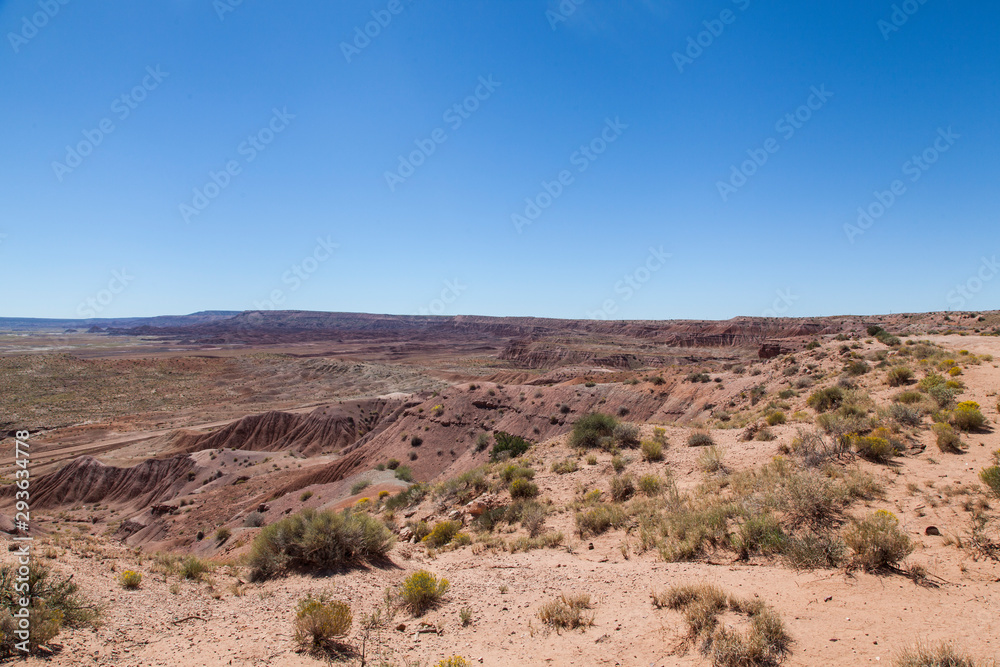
<box><xmin>844</xmin><ymin>510</ymin><xmax>913</xmax><ymax>572</ymax></box>
<box><xmin>410</xmin><ymin>435</ymin><xmax>423</xmax><ymax>447</ymax></box>
<box><xmin>474</xmin><ymin>433</ymin><xmax>491</xmax><ymax>452</ymax></box>
<box><xmin>293</xmin><ymin>596</ymin><xmax>352</xmax><ymax>649</ymax></box>
<box><xmin>351</xmin><ymin>479</ymin><xmax>371</xmax><ymax>495</ymax></box>
<box><xmin>435</xmin><ymin>657</ymin><xmax>472</xmax><ymax>667</ymax></box>
<box><xmin>610</xmin><ymin>474</ymin><xmax>635</xmax><ymax>502</ymax></box>
<box><xmin>423</xmin><ymin>520</ymin><xmax>462</xmax><ymax>547</ymax></box>
<box><xmin>611</xmin><ymin>454</ymin><xmax>626</xmax><ymax>473</ymax></box>
<box><xmin>490</xmin><ymin>431</ymin><xmax>532</xmax><ymax>461</ymax></box>
<box><xmin>894</xmin><ymin>391</ymin><xmax>924</xmax><ymax>405</ymax></box>
<box><xmin>766</xmin><ymin>411</ymin><xmax>787</xmax><ymax>427</ymax></box>
<box><xmin>886</xmin><ymin>366</ymin><xmax>914</xmax><ymax>387</ymax></box>
<box><xmin>509</xmin><ymin>478</ymin><xmax>539</xmax><ymax>499</ymax></box>
<box><xmin>687</xmin><ymin>431</ymin><xmax>714</xmax><ymax>447</ymax></box>
<box><xmin>807</xmin><ymin>386</ymin><xmax>844</xmax><ymax>412</ymax></box>
<box><xmin>394</xmin><ymin>465</ymin><xmax>414</xmax><ymax>482</ymax></box>
<box><xmin>215</xmin><ymin>527</ymin><xmax>231</xmax><ymax>544</ymax></box>
<box><xmin>0</xmin><ymin>560</ymin><xmax>99</xmax><ymax>656</ymax></box>
<box><xmin>386</xmin><ymin>458</ymin><xmax>400</xmax><ymax>470</ymax></box>
<box><xmin>300</xmin><ymin>491</ymin><xmax>314</xmax><ymax>502</ymax></box>
<box><xmin>397</xmin><ymin>570</ymin><xmax>449</xmax><ymax>616</ymax></box>
<box><xmin>248</xmin><ymin>508</ymin><xmax>393</xmax><ymax>581</ymax></box>
<box><xmin>641</xmin><ymin>440</ymin><xmax>663</xmax><ymax>462</ymax></box>
<box><xmin>951</xmin><ymin>401</ymin><xmax>986</xmax><ymax>432</ymax></box>
<box><xmin>570</xmin><ymin>412</ymin><xmax>619</xmax><ymax>450</ymax></box>
<box><xmin>698</xmin><ymin>445</ymin><xmax>726</xmax><ymax>473</ymax></box>
<box><xmin>979</xmin><ymin>466</ymin><xmax>1000</xmax><ymax>498</ymax></box>
<box><xmin>888</xmin><ymin>404</ymin><xmax>922</xmax><ymax>427</ymax></box>
<box><xmin>499</xmin><ymin>464</ymin><xmax>535</xmax><ymax>483</ymax></box>
<box><xmin>734</xmin><ymin>513</ymin><xmax>786</xmax><ymax>558</ymax></box>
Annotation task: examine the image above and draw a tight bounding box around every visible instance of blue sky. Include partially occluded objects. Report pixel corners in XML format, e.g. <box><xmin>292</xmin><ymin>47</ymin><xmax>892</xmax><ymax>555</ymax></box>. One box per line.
<box><xmin>2</xmin><ymin>0</ymin><xmax>998</xmax><ymax>320</ymax></box>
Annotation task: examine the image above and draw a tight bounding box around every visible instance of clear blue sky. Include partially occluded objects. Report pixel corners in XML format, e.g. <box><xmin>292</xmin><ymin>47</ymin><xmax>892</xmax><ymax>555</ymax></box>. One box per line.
<box><xmin>2</xmin><ymin>0</ymin><xmax>998</xmax><ymax>320</ymax></box>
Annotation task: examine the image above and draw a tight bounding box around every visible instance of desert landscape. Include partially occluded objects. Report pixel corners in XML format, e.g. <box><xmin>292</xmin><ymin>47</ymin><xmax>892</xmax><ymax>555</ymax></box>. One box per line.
<box><xmin>2</xmin><ymin>310</ymin><xmax>999</xmax><ymax>666</ymax></box>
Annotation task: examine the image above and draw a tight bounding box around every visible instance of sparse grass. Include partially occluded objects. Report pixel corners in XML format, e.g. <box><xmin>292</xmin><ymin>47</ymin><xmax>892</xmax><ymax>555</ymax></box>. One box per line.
<box><xmin>215</xmin><ymin>526</ymin><xmax>231</xmax><ymax>545</ymax></box>
<box><xmin>396</xmin><ymin>570</ymin><xmax>449</xmax><ymax>616</ymax></box>
<box><xmin>844</xmin><ymin>510</ymin><xmax>913</xmax><ymax>572</ymax></box>
<box><xmin>300</xmin><ymin>491</ymin><xmax>313</xmax><ymax>502</ymax></box>
<box><xmin>459</xmin><ymin>607</ymin><xmax>473</xmax><ymax>626</ymax></box>
<box><xmin>766</xmin><ymin>411</ymin><xmax>786</xmax><ymax>426</ymax></box>
<box><xmin>894</xmin><ymin>641</ymin><xmax>982</xmax><ymax>667</ymax></box>
<box><xmin>551</xmin><ymin>458</ymin><xmax>579</xmax><ymax>474</ymax></box>
<box><xmin>698</xmin><ymin>446</ymin><xmax>726</xmax><ymax>473</ymax></box>
<box><xmin>638</xmin><ymin>474</ymin><xmax>663</xmax><ymax>496</ymax></box>
<box><xmin>575</xmin><ymin>504</ymin><xmax>628</xmax><ymax>537</ymax></box>
<box><xmin>980</xmin><ymin>466</ymin><xmax>1000</xmax><ymax>498</ymax></box>
<box><xmin>537</xmin><ymin>593</ymin><xmax>594</xmax><ymax>631</ymax></box>
<box><xmin>510</xmin><ymin>478</ymin><xmax>539</xmax><ymax>499</ymax></box>
<box><xmin>807</xmin><ymin>386</ymin><xmax>844</xmax><ymax>412</ymax></box>
<box><xmin>248</xmin><ymin>508</ymin><xmax>393</xmax><ymax>581</ymax></box>
<box><xmin>887</xmin><ymin>366</ymin><xmax>914</xmax><ymax>387</ymax></box>
<box><xmin>293</xmin><ymin>596</ymin><xmax>352</xmax><ymax>650</ymax></box>
<box><xmin>660</xmin><ymin>583</ymin><xmax>791</xmax><ymax>667</ymax></box>
<box><xmin>351</xmin><ymin>479</ymin><xmax>371</xmax><ymax>495</ymax></box>
<box><xmin>244</xmin><ymin>511</ymin><xmax>266</xmax><ymax>528</ymax></box>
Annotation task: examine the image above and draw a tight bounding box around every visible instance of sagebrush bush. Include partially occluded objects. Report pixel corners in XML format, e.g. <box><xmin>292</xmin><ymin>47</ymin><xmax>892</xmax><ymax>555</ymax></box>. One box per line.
<box><xmin>119</xmin><ymin>570</ymin><xmax>142</xmax><ymax>590</ymax></box>
<box><xmin>570</xmin><ymin>412</ymin><xmax>619</xmax><ymax>450</ymax></box>
<box><xmin>698</xmin><ymin>446</ymin><xmax>726</xmax><ymax>473</ymax></box>
<box><xmin>766</xmin><ymin>411</ymin><xmax>787</xmax><ymax>426</ymax></box>
<box><xmin>435</xmin><ymin>657</ymin><xmax>471</xmax><ymax>667</ymax></box>
<box><xmin>248</xmin><ymin>508</ymin><xmax>393</xmax><ymax>581</ymax></box>
<box><xmin>613</xmin><ymin>423</ymin><xmax>640</xmax><ymax>448</ymax></box>
<box><xmin>181</xmin><ymin>556</ymin><xmax>211</xmax><ymax>580</ymax></box>
<box><xmin>537</xmin><ymin>593</ymin><xmax>593</xmax><ymax>630</ymax></box>
<box><xmin>844</xmin><ymin>510</ymin><xmax>913</xmax><ymax>572</ymax></box>
<box><xmin>244</xmin><ymin>511</ymin><xmax>266</xmax><ymax>527</ymax></box>
<box><xmin>638</xmin><ymin>474</ymin><xmax>662</xmax><ymax>496</ymax></box>
<box><xmin>293</xmin><ymin>597</ymin><xmax>352</xmax><ymax>649</ymax></box>
<box><xmin>895</xmin><ymin>390</ymin><xmax>924</xmax><ymax>405</ymax></box>
<box><xmin>641</xmin><ymin>439</ymin><xmax>663</xmax><ymax>462</ymax></box>
<box><xmin>490</xmin><ymin>431</ymin><xmax>532</xmax><ymax>461</ymax></box>
<box><xmin>397</xmin><ymin>570</ymin><xmax>449</xmax><ymax>616</ymax></box>
<box><xmin>575</xmin><ymin>505</ymin><xmax>627</xmax><ymax>537</ymax></box>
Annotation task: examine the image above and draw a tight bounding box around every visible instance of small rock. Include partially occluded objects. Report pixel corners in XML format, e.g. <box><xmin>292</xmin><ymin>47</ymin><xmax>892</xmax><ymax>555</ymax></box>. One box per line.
<box><xmin>396</xmin><ymin>623</ymin><xmax>406</xmax><ymax>632</ymax></box>
<box><xmin>925</xmin><ymin>526</ymin><xmax>941</xmax><ymax>536</ymax></box>
<box><xmin>588</xmin><ymin>542</ymin><xmax>594</xmax><ymax>550</ymax></box>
